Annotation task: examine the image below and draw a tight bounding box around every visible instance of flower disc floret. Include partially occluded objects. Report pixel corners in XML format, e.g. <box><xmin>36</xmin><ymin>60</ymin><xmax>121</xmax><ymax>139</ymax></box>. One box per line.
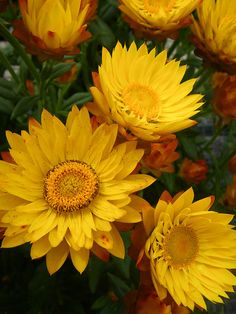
<box><xmin>44</xmin><ymin>160</ymin><xmax>99</xmax><ymax>213</ymax></box>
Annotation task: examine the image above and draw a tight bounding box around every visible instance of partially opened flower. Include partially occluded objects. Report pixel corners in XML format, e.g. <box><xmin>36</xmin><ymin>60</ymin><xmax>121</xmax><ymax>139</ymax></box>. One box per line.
<box><xmin>143</xmin><ymin>135</ymin><xmax>179</xmax><ymax>177</ymax></box>
<box><xmin>191</xmin><ymin>0</ymin><xmax>236</xmax><ymax>73</ymax></box>
<box><xmin>212</xmin><ymin>72</ymin><xmax>236</xmax><ymax>122</ymax></box>
<box><xmin>0</xmin><ymin>106</ymin><xmax>155</xmax><ymax>274</ymax></box>
<box><xmin>87</xmin><ymin>42</ymin><xmax>203</xmax><ymax>142</ymax></box>
<box><xmin>0</xmin><ymin>0</ymin><xmax>8</xmax><ymax>13</ymax></box>
<box><xmin>13</xmin><ymin>0</ymin><xmax>94</xmax><ymax>60</ymax></box>
<box><xmin>224</xmin><ymin>175</ymin><xmax>236</xmax><ymax>208</ymax></box>
<box><xmin>82</xmin><ymin>0</ymin><xmax>98</xmax><ymax>22</ymax></box>
<box><xmin>179</xmin><ymin>158</ymin><xmax>208</xmax><ymax>184</ymax></box>
<box><xmin>229</xmin><ymin>155</ymin><xmax>236</xmax><ymax>174</ymax></box>
<box><xmin>119</xmin><ymin>0</ymin><xmax>201</xmax><ymax>40</ymax></box>
<box><xmin>124</xmin><ymin>282</ymin><xmax>190</xmax><ymax>314</ymax></box>
<box><xmin>138</xmin><ymin>188</ymin><xmax>236</xmax><ymax>310</ymax></box>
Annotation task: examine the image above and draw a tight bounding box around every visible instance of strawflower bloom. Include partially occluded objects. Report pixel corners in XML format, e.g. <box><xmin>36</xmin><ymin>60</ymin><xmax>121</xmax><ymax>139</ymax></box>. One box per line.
<box><xmin>0</xmin><ymin>106</ymin><xmax>155</xmax><ymax>274</ymax></box>
<box><xmin>212</xmin><ymin>72</ymin><xmax>236</xmax><ymax>122</ymax></box>
<box><xmin>139</xmin><ymin>188</ymin><xmax>236</xmax><ymax>310</ymax></box>
<box><xmin>119</xmin><ymin>0</ymin><xmax>201</xmax><ymax>40</ymax></box>
<box><xmin>13</xmin><ymin>0</ymin><xmax>94</xmax><ymax>60</ymax></box>
<box><xmin>143</xmin><ymin>135</ymin><xmax>179</xmax><ymax>177</ymax></box>
<box><xmin>179</xmin><ymin>158</ymin><xmax>208</xmax><ymax>184</ymax></box>
<box><xmin>82</xmin><ymin>0</ymin><xmax>98</xmax><ymax>22</ymax></box>
<box><xmin>191</xmin><ymin>0</ymin><xmax>236</xmax><ymax>73</ymax></box>
<box><xmin>87</xmin><ymin>42</ymin><xmax>203</xmax><ymax>141</ymax></box>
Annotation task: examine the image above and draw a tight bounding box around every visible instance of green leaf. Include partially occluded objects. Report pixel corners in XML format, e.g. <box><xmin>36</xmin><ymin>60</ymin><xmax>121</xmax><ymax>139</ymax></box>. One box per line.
<box><xmin>0</xmin><ymin>86</ymin><xmax>17</xmax><ymax>101</ymax></box>
<box><xmin>0</xmin><ymin>96</ymin><xmax>14</xmax><ymax>114</ymax></box>
<box><xmin>160</xmin><ymin>173</ymin><xmax>176</xmax><ymax>194</ymax></box>
<box><xmin>0</xmin><ymin>78</ymin><xmax>16</xmax><ymax>89</ymax></box>
<box><xmin>91</xmin><ymin>296</ymin><xmax>111</xmax><ymax>310</ymax></box>
<box><xmin>88</xmin><ymin>256</ymin><xmax>106</xmax><ymax>293</ymax></box>
<box><xmin>11</xmin><ymin>95</ymin><xmax>40</xmax><ymax>119</ymax></box>
<box><xmin>63</xmin><ymin>92</ymin><xmax>92</xmax><ymax>108</ymax></box>
<box><xmin>107</xmin><ymin>273</ymin><xmax>130</xmax><ymax>298</ymax></box>
<box><xmin>178</xmin><ymin>132</ymin><xmax>199</xmax><ymax>160</ymax></box>
<box><xmin>48</xmin><ymin>62</ymin><xmax>76</xmax><ymax>81</ymax></box>
<box><xmin>89</xmin><ymin>17</ymin><xmax>116</xmax><ymax>50</ymax></box>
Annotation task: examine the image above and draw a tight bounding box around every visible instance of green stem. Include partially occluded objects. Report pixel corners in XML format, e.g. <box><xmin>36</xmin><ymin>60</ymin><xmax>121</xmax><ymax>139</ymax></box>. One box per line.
<box><xmin>0</xmin><ymin>48</ymin><xmax>19</xmax><ymax>83</ymax></box>
<box><xmin>0</xmin><ymin>21</ymin><xmax>40</xmax><ymax>82</ymax></box>
<box><xmin>194</xmin><ymin>68</ymin><xmax>213</xmax><ymax>90</ymax></box>
<box><xmin>201</xmin><ymin>125</ymin><xmax>227</xmax><ymax>152</ymax></box>
<box><xmin>56</xmin><ymin>83</ymin><xmax>71</xmax><ymax>111</ymax></box>
<box><xmin>167</xmin><ymin>39</ymin><xmax>179</xmax><ymax>58</ymax></box>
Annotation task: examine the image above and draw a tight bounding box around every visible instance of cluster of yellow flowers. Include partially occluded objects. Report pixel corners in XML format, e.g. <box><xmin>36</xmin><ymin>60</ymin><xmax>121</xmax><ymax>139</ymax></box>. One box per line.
<box><xmin>0</xmin><ymin>0</ymin><xmax>236</xmax><ymax>313</ymax></box>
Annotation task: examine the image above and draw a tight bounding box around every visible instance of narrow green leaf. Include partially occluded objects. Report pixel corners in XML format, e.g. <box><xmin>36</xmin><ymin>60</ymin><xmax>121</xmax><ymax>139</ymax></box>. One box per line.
<box><xmin>89</xmin><ymin>17</ymin><xmax>116</xmax><ymax>50</ymax></box>
<box><xmin>0</xmin><ymin>21</ymin><xmax>40</xmax><ymax>82</ymax></box>
<box><xmin>11</xmin><ymin>95</ymin><xmax>40</xmax><ymax>119</ymax></box>
<box><xmin>0</xmin><ymin>96</ymin><xmax>14</xmax><ymax>114</ymax></box>
<box><xmin>0</xmin><ymin>86</ymin><xmax>17</xmax><ymax>101</ymax></box>
<box><xmin>91</xmin><ymin>296</ymin><xmax>110</xmax><ymax>310</ymax></box>
<box><xmin>63</xmin><ymin>92</ymin><xmax>92</xmax><ymax>107</ymax></box>
<box><xmin>178</xmin><ymin>132</ymin><xmax>199</xmax><ymax>160</ymax></box>
<box><xmin>0</xmin><ymin>78</ymin><xmax>15</xmax><ymax>89</ymax></box>
<box><xmin>48</xmin><ymin>63</ymin><xmax>76</xmax><ymax>81</ymax></box>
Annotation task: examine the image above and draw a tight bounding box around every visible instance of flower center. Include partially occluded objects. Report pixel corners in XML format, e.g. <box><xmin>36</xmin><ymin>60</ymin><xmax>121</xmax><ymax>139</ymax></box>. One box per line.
<box><xmin>143</xmin><ymin>0</ymin><xmax>175</xmax><ymax>12</ymax></box>
<box><xmin>44</xmin><ymin>160</ymin><xmax>99</xmax><ymax>213</ymax></box>
<box><xmin>163</xmin><ymin>226</ymin><xmax>198</xmax><ymax>268</ymax></box>
<box><xmin>122</xmin><ymin>83</ymin><xmax>160</xmax><ymax>120</ymax></box>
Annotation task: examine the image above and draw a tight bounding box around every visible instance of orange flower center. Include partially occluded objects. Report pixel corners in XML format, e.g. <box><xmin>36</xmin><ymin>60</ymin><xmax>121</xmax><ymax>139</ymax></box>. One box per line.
<box><xmin>44</xmin><ymin>161</ymin><xmax>99</xmax><ymax>213</ymax></box>
<box><xmin>163</xmin><ymin>226</ymin><xmax>198</xmax><ymax>268</ymax></box>
<box><xmin>122</xmin><ymin>83</ymin><xmax>160</xmax><ymax>120</ymax></box>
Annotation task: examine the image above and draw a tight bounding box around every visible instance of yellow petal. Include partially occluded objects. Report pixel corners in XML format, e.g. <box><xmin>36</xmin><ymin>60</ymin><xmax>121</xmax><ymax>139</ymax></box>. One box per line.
<box><xmin>70</xmin><ymin>247</ymin><xmax>89</xmax><ymax>273</ymax></box>
<box><xmin>46</xmin><ymin>241</ymin><xmax>69</xmax><ymax>275</ymax></box>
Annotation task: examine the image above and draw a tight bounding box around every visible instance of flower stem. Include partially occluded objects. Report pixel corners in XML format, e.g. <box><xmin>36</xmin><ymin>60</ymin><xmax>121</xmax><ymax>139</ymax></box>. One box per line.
<box><xmin>0</xmin><ymin>48</ymin><xmax>19</xmax><ymax>84</ymax></box>
<box><xmin>0</xmin><ymin>21</ymin><xmax>40</xmax><ymax>82</ymax></box>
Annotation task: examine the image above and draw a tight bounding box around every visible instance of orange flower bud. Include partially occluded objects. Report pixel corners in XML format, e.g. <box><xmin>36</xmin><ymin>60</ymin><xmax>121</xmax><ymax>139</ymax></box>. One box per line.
<box><xmin>224</xmin><ymin>176</ymin><xmax>236</xmax><ymax>208</ymax></box>
<box><xmin>26</xmin><ymin>80</ymin><xmax>35</xmax><ymax>96</ymax></box>
<box><xmin>212</xmin><ymin>72</ymin><xmax>236</xmax><ymax>122</ymax></box>
<box><xmin>0</xmin><ymin>0</ymin><xmax>8</xmax><ymax>12</ymax></box>
<box><xmin>143</xmin><ymin>136</ymin><xmax>179</xmax><ymax>177</ymax></box>
<box><xmin>56</xmin><ymin>60</ymin><xmax>78</xmax><ymax>84</ymax></box>
<box><xmin>229</xmin><ymin>155</ymin><xmax>236</xmax><ymax>174</ymax></box>
<box><xmin>124</xmin><ymin>284</ymin><xmax>190</xmax><ymax>314</ymax></box>
<box><xmin>179</xmin><ymin>158</ymin><xmax>208</xmax><ymax>184</ymax></box>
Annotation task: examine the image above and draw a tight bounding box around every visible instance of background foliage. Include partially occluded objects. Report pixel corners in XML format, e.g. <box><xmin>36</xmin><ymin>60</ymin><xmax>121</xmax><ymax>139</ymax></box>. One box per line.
<box><xmin>0</xmin><ymin>0</ymin><xmax>236</xmax><ymax>313</ymax></box>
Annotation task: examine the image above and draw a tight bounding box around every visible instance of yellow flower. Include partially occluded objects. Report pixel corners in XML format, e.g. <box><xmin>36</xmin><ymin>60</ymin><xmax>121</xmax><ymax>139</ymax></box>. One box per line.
<box><xmin>119</xmin><ymin>0</ymin><xmax>201</xmax><ymax>40</ymax></box>
<box><xmin>142</xmin><ymin>188</ymin><xmax>236</xmax><ymax>310</ymax></box>
<box><xmin>0</xmin><ymin>106</ymin><xmax>155</xmax><ymax>274</ymax></box>
<box><xmin>191</xmin><ymin>0</ymin><xmax>236</xmax><ymax>73</ymax></box>
<box><xmin>13</xmin><ymin>0</ymin><xmax>93</xmax><ymax>59</ymax></box>
<box><xmin>87</xmin><ymin>42</ymin><xmax>203</xmax><ymax>141</ymax></box>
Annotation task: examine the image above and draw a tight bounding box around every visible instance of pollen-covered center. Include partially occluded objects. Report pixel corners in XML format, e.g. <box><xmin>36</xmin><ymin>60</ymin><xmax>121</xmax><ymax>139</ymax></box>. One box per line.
<box><xmin>144</xmin><ymin>0</ymin><xmax>175</xmax><ymax>12</ymax></box>
<box><xmin>122</xmin><ymin>83</ymin><xmax>160</xmax><ymax>120</ymax></box>
<box><xmin>163</xmin><ymin>226</ymin><xmax>199</xmax><ymax>268</ymax></box>
<box><xmin>44</xmin><ymin>161</ymin><xmax>99</xmax><ymax>213</ymax></box>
